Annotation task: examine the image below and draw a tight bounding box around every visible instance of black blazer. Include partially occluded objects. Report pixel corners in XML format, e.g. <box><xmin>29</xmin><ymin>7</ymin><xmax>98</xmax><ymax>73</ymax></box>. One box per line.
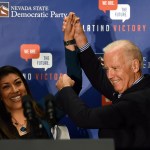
<box><xmin>56</xmin><ymin>47</ymin><xmax>150</xmax><ymax>149</ymax></box>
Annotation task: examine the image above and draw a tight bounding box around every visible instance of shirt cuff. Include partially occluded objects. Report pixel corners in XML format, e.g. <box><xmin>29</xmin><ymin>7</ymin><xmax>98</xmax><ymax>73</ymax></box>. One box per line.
<box><xmin>79</xmin><ymin>42</ymin><xmax>90</xmax><ymax>52</ymax></box>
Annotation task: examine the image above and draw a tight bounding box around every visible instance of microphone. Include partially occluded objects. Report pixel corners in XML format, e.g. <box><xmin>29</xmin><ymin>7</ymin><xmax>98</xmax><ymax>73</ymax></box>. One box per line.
<box><xmin>22</xmin><ymin>95</ymin><xmax>44</xmax><ymax>138</ymax></box>
<box><xmin>22</xmin><ymin>95</ymin><xmax>35</xmax><ymax>121</ymax></box>
<box><xmin>44</xmin><ymin>93</ymin><xmax>56</xmax><ymax>127</ymax></box>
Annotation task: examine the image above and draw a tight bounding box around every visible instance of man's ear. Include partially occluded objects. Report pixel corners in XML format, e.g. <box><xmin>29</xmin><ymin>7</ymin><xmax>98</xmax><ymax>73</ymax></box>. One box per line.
<box><xmin>131</xmin><ymin>59</ymin><xmax>140</xmax><ymax>73</ymax></box>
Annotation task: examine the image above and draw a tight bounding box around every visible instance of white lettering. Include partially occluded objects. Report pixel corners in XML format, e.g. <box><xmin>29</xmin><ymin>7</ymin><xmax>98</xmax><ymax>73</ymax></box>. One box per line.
<box><xmin>11</xmin><ymin>6</ymin><xmax>32</xmax><ymax>11</ymax></box>
<box><xmin>83</xmin><ymin>24</ymin><xmax>110</xmax><ymax>32</ymax></box>
<box><xmin>50</xmin><ymin>11</ymin><xmax>67</xmax><ymax>18</ymax></box>
<box><xmin>11</xmin><ymin>11</ymin><xmax>48</xmax><ymax>17</ymax></box>
<box><xmin>23</xmin><ymin>73</ymin><xmax>32</xmax><ymax>80</ymax></box>
<box><xmin>33</xmin><ymin>6</ymin><xmax>49</xmax><ymax>11</ymax></box>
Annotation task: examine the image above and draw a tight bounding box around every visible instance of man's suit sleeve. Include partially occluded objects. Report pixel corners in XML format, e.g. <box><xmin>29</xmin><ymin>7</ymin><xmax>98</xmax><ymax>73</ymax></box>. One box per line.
<box><xmin>78</xmin><ymin>46</ymin><xmax>114</xmax><ymax>100</ymax></box>
<box><xmin>55</xmin><ymin>87</ymin><xmax>128</xmax><ymax>129</ymax></box>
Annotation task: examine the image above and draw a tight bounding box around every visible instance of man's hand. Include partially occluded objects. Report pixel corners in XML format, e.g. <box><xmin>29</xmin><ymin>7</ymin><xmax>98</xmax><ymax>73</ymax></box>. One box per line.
<box><xmin>63</xmin><ymin>12</ymin><xmax>76</xmax><ymax>41</ymax></box>
<box><xmin>56</xmin><ymin>74</ymin><xmax>75</xmax><ymax>91</ymax></box>
<box><xmin>62</xmin><ymin>12</ymin><xmax>88</xmax><ymax>50</ymax></box>
<box><xmin>74</xmin><ymin>18</ymin><xmax>88</xmax><ymax>48</ymax></box>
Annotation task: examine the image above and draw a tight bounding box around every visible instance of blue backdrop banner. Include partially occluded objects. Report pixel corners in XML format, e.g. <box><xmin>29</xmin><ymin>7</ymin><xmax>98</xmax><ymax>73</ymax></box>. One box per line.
<box><xmin>0</xmin><ymin>0</ymin><xmax>150</xmax><ymax>138</ymax></box>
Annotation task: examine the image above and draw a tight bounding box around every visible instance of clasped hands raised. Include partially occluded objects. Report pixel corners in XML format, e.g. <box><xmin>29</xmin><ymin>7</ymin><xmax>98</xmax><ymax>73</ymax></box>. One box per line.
<box><xmin>56</xmin><ymin>12</ymin><xmax>87</xmax><ymax>91</ymax></box>
<box><xmin>62</xmin><ymin>12</ymin><xmax>88</xmax><ymax>48</ymax></box>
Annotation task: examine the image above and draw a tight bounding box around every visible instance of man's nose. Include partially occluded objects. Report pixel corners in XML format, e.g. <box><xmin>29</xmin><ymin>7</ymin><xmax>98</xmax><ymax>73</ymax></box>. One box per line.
<box><xmin>107</xmin><ymin>69</ymin><xmax>115</xmax><ymax>79</ymax></box>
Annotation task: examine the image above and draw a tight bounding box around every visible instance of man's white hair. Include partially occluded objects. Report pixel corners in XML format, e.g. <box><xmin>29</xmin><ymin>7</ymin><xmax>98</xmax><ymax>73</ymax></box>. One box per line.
<box><xmin>103</xmin><ymin>40</ymin><xmax>143</xmax><ymax>69</ymax></box>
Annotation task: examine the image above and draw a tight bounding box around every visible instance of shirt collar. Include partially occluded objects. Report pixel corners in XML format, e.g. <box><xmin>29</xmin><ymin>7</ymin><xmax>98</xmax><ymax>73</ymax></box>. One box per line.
<box><xmin>117</xmin><ymin>75</ymin><xmax>144</xmax><ymax>98</ymax></box>
<box><xmin>132</xmin><ymin>75</ymin><xmax>144</xmax><ymax>86</ymax></box>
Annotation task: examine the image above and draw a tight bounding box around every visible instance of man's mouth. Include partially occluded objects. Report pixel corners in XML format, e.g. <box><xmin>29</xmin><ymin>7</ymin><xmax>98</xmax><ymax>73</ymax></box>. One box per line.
<box><xmin>111</xmin><ymin>80</ymin><xmax>120</xmax><ymax>85</ymax></box>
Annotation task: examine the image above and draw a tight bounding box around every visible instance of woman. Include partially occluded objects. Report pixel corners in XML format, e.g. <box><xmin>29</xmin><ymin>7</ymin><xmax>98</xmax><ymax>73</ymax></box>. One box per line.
<box><xmin>0</xmin><ymin>65</ymin><xmax>51</xmax><ymax>139</ymax></box>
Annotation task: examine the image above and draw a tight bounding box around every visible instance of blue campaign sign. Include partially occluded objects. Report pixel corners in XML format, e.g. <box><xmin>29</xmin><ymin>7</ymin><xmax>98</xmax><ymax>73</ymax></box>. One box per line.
<box><xmin>0</xmin><ymin>0</ymin><xmax>150</xmax><ymax>138</ymax></box>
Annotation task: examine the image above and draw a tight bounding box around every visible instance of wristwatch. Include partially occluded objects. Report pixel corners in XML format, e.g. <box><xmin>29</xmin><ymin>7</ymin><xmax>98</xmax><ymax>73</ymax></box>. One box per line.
<box><xmin>64</xmin><ymin>39</ymin><xmax>76</xmax><ymax>46</ymax></box>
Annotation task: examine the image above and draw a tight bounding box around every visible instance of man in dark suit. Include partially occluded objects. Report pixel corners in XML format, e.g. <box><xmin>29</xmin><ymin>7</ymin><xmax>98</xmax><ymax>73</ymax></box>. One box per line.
<box><xmin>56</xmin><ymin>12</ymin><xmax>150</xmax><ymax>149</ymax></box>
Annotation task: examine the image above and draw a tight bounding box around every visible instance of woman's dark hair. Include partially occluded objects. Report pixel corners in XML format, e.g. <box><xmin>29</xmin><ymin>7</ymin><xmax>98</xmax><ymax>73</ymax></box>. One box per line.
<box><xmin>0</xmin><ymin>65</ymin><xmax>44</xmax><ymax>139</ymax></box>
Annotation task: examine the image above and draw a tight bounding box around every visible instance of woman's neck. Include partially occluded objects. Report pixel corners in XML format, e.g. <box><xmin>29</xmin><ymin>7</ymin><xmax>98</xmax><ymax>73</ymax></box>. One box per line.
<box><xmin>11</xmin><ymin>109</ymin><xmax>26</xmax><ymax>124</ymax></box>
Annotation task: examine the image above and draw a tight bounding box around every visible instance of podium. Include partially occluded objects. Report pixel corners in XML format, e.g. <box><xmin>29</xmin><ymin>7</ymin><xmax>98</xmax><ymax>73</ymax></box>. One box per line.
<box><xmin>0</xmin><ymin>139</ymin><xmax>115</xmax><ymax>150</ymax></box>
